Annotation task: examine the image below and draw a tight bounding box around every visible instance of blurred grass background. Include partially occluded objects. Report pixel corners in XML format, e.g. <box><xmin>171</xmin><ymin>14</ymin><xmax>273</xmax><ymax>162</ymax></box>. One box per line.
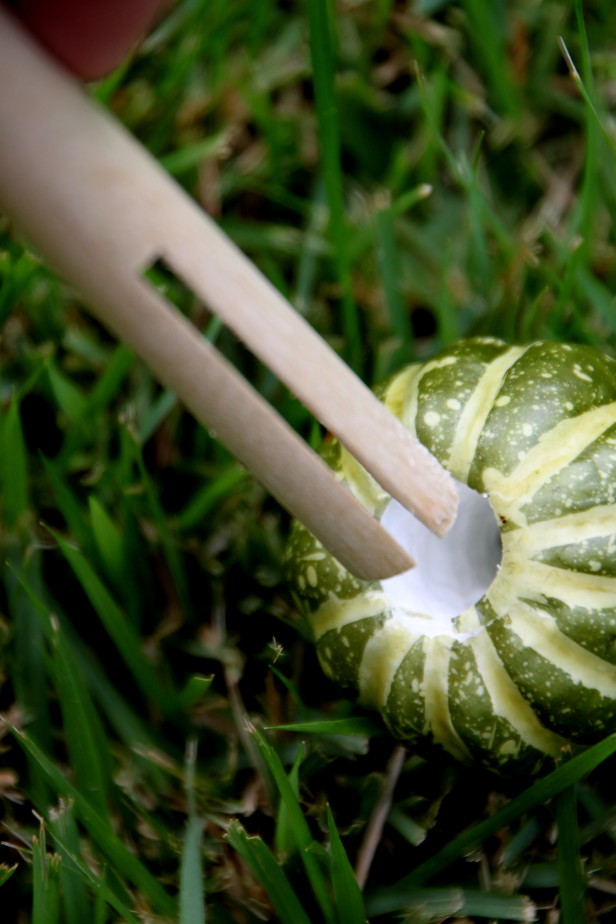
<box><xmin>2</xmin><ymin>0</ymin><xmax>616</xmax><ymax>921</ymax></box>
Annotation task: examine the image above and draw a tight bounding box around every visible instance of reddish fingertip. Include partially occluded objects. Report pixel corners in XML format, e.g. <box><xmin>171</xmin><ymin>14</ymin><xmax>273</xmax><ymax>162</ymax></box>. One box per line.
<box><xmin>9</xmin><ymin>0</ymin><xmax>168</xmax><ymax>79</ymax></box>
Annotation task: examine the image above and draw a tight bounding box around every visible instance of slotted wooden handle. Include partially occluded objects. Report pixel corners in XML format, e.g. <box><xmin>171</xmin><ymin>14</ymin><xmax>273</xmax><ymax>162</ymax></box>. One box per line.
<box><xmin>0</xmin><ymin>7</ymin><xmax>459</xmax><ymax>578</ymax></box>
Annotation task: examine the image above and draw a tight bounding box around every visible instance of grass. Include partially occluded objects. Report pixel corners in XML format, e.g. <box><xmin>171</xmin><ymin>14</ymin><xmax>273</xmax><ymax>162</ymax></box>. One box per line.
<box><xmin>3</xmin><ymin>0</ymin><xmax>616</xmax><ymax>921</ymax></box>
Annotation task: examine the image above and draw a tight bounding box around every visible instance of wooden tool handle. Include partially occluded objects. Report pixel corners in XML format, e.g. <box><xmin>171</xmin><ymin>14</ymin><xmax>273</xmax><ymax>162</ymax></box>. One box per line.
<box><xmin>0</xmin><ymin>7</ymin><xmax>459</xmax><ymax>578</ymax></box>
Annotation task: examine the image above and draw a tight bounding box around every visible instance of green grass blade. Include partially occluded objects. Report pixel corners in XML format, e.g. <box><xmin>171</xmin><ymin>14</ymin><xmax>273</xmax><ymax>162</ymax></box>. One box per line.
<box><xmin>32</xmin><ymin>823</ymin><xmax>61</xmax><ymax>924</ymax></box>
<box><xmin>306</xmin><ymin>0</ymin><xmax>343</xmax><ymax>232</ymax></box>
<box><xmin>326</xmin><ymin>805</ymin><xmax>367</xmax><ymax>924</ymax></box>
<box><xmin>179</xmin><ymin>816</ymin><xmax>206</xmax><ymax>924</ymax></box>
<box><xmin>370</xmin><ymin>886</ymin><xmax>461</xmax><ymax>922</ymax></box>
<box><xmin>81</xmin><ymin>650</ymin><xmax>170</xmax><ymax>791</ymax></box>
<box><xmin>9</xmin><ymin>565</ymin><xmax>114</xmax><ymax>822</ymax></box>
<box><xmin>176</xmin><ymin>466</ymin><xmax>249</xmax><ymax>532</ymax></box>
<box><xmin>397</xmin><ymin>736</ymin><xmax>616</xmax><ymax>887</ymax></box>
<box><xmin>88</xmin><ymin>496</ymin><xmax>125</xmax><ymax>586</ymax></box>
<box><xmin>387</xmin><ymin>807</ymin><xmax>428</xmax><ymax>848</ymax></box>
<box><xmin>46</xmin><ymin>800</ymin><xmax>93</xmax><ymax>924</ymax></box>
<box><xmin>0</xmin><ymin>864</ymin><xmax>18</xmax><ymax>888</ymax></box>
<box><xmin>159</xmin><ymin>130</ymin><xmax>231</xmax><ymax>177</ymax></box>
<box><xmin>45</xmin><ymin>361</ymin><xmax>87</xmax><ymax>422</ymax></box>
<box><xmin>131</xmin><ymin>435</ymin><xmax>191</xmax><ymax>616</ymax></box>
<box><xmin>49</xmin><ymin>618</ymin><xmax>114</xmax><ymax>820</ymax></box>
<box><xmin>269</xmin><ymin>717</ymin><xmax>385</xmax><ymax>737</ymax></box>
<box><xmin>47</xmin><ymin>808</ymin><xmax>135</xmax><ymax>921</ymax></box>
<box><xmin>82</xmin><ymin>343</ymin><xmax>134</xmax><ymax>417</ymax></box>
<box><xmin>558</xmin><ymin>32</ymin><xmax>616</xmax><ymax>159</ymax></box>
<box><xmin>4</xmin><ymin>552</ymin><xmax>52</xmax><ymax>805</ymax></box>
<box><xmin>571</xmin><ymin>2</ymin><xmax>599</xmax><ymax>249</ymax></box>
<box><xmin>307</xmin><ymin>0</ymin><xmax>361</xmax><ymax>372</ymax></box>
<box><xmin>294</xmin><ymin>179</ymin><xmax>328</xmax><ymax>316</ymax></box>
<box><xmin>40</xmin><ymin>457</ymin><xmax>93</xmax><ymax>551</ymax></box>
<box><xmin>367</xmin><ymin>886</ymin><xmax>536</xmax><ymax>920</ymax></box>
<box><xmin>15</xmin><ymin>573</ymin><xmax>166</xmax><ymax>785</ymax></box>
<box><xmin>274</xmin><ymin>744</ymin><xmax>303</xmax><ymax>857</ymax></box>
<box><xmin>2</xmin><ymin>397</ymin><xmax>29</xmax><ymax>530</ymax></box>
<box><xmin>93</xmin><ymin>878</ymin><xmax>107</xmax><ymax>924</ymax></box>
<box><xmin>578</xmin><ymin>783</ymin><xmax>616</xmax><ymax>846</ymax></box>
<box><xmin>522</xmin><ymin>863</ymin><xmax>559</xmax><ymax>888</ymax></box>
<box><xmin>500</xmin><ymin>816</ymin><xmax>542</xmax><ymax>868</ymax></box>
<box><xmin>179</xmin><ymin>740</ymin><xmax>206</xmax><ymax>924</ymax></box>
<box><xmin>179</xmin><ymin>674</ymin><xmax>214</xmax><ymax>710</ymax></box>
<box><xmin>251</xmin><ymin>728</ymin><xmax>336</xmax><ymax>924</ymax></box>
<box><xmin>369</xmin><ymin>886</ymin><xmax>536</xmax><ymax>924</ymax></box>
<box><xmin>0</xmin><ymin>250</ymin><xmax>38</xmax><ymax>325</ymax></box>
<box><xmin>463</xmin><ymin>0</ymin><xmax>521</xmax><ymax>120</ymax></box>
<box><xmin>10</xmin><ymin>727</ymin><xmax>176</xmax><ymax>917</ymax></box>
<box><xmin>556</xmin><ymin>785</ymin><xmax>586</xmax><ymax>924</ymax></box>
<box><xmin>453</xmin><ymin>888</ymin><xmax>537</xmax><ymax>921</ymax></box>
<box><xmin>374</xmin><ymin>206</ymin><xmax>412</xmax><ymax>348</ymax></box>
<box><xmin>226</xmin><ymin>821</ymin><xmax>312</xmax><ymax>924</ymax></box>
<box><xmin>51</xmin><ymin>531</ymin><xmax>175</xmax><ymax>714</ymax></box>
<box><xmin>137</xmin><ymin>388</ymin><xmax>177</xmax><ymax>444</ymax></box>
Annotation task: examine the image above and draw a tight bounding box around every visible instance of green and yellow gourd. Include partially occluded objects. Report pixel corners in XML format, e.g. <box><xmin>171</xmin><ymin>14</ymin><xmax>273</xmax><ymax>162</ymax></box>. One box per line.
<box><xmin>284</xmin><ymin>338</ymin><xmax>616</xmax><ymax>773</ymax></box>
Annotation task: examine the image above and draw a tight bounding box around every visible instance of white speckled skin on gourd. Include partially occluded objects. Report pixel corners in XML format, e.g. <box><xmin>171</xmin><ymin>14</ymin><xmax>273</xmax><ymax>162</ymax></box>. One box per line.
<box><xmin>284</xmin><ymin>338</ymin><xmax>616</xmax><ymax>773</ymax></box>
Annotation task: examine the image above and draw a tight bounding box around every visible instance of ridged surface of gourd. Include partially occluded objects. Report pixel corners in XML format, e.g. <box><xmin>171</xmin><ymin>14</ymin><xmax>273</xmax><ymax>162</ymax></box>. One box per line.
<box><xmin>284</xmin><ymin>338</ymin><xmax>616</xmax><ymax>773</ymax></box>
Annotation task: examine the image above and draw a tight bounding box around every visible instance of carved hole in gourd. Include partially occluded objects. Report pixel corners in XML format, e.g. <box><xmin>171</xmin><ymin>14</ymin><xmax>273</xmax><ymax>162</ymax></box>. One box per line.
<box><xmin>380</xmin><ymin>480</ymin><xmax>502</xmax><ymax>639</ymax></box>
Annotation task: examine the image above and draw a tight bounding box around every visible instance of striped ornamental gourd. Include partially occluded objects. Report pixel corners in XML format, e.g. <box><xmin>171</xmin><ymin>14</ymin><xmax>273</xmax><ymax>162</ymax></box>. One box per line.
<box><xmin>284</xmin><ymin>338</ymin><xmax>616</xmax><ymax>773</ymax></box>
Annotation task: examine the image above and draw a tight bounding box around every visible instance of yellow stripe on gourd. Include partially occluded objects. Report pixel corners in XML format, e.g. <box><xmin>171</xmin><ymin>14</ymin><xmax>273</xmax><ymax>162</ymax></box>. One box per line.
<box><xmin>423</xmin><ymin>637</ymin><xmax>470</xmax><ymax>760</ymax></box>
<box><xmin>382</xmin><ymin>363</ymin><xmax>423</xmax><ymax>425</ymax></box>
<box><xmin>447</xmin><ymin>346</ymin><xmax>527</xmax><ymax>480</ymax></box>
<box><xmin>338</xmin><ymin>445</ymin><xmax>385</xmax><ymax>511</ymax></box>
<box><xmin>394</xmin><ymin>353</ymin><xmax>458</xmax><ymax>432</ymax></box>
<box><xmin>358</xmin><ymin>618</ymin><xmax>421</xmax><ymax>708</ymax></box>
<box><xmin>483</xmin><ymin>402</ymin><xmax>616</xmax><ymax>524</ymax></box>
<box><xmin>508</xmin><ymin>504</ymin><xmax>616</xmax><ymax>554</ymax></box>
<box><xmin>507</xmin><ymin>601</ymin><xmax>616</xmax><ymax>697</ymax></box>
<box><xmin>312</xmin><ymin>591</ymin><xmax>388</xmax><ymax>640</ymax></box>
<box><xmin>493</xmin><ymin>557</ymin><xmax>616</xmax><ymax>611</ymax></box>
<box><xmin>459</xmin><ymin>609</ymin><xmax>565</xmax><ymax>756</ymax></box>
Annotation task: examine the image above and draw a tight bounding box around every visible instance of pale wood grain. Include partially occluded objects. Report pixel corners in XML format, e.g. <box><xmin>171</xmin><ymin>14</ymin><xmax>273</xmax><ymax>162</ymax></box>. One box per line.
<box><xmin>0</xmin><ymin>8</ymin><xmax>459</xmax><ymax>578</ymax></box>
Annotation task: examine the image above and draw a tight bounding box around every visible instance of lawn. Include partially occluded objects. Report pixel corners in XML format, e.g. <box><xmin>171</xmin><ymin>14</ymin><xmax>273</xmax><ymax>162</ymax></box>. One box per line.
<box><xmin>2</xmin><ymin>0</ymin><xmax>616</xmax><ymax>921</ymax></box>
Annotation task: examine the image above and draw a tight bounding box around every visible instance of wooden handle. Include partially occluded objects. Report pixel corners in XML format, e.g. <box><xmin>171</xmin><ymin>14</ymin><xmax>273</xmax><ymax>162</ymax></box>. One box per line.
<box><xmin>0</xmin><ymin>8</ymin><xmax>458</xmax><ymax>577</ymax></box>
